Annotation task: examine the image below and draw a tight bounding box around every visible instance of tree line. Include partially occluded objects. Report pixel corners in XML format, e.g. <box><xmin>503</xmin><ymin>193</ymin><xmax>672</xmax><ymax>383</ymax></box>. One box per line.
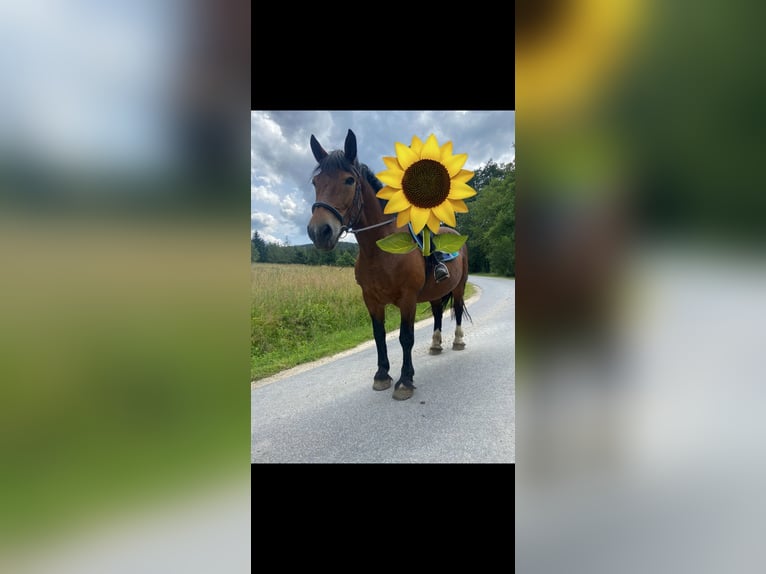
<box><xmin>457</xmin><ymin>159</ymin><xmax>515</xmax><ymax>276</ymax></box>
<box><xmin>252</xmin><ymin>159</ymin><xmax>515</xmax><ymax>276</ymax></box>
<box><xmin>251</xmin><ymin>232</ymin><xmax>358</xmax><ymax>266</ymax></box>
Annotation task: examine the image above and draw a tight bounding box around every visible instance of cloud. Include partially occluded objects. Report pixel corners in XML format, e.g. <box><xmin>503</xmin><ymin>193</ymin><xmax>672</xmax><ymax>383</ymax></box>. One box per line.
<box><xmin>250</xmin><ymin>111</ymin><xmax>319</xmax><ymax>194</ymax></box>
<box><xmin>250</xmin><ymin>185</ymin><xmax>280</xmax><ymax>206</ymax></box>
<box><xmin>251</xmin><ymin>211</ymin><xmax>280</xmax><ymax>243</ymax></box>
<box><xmin>279</xmin><ymin>193</ymin><xmax>305</xmax><ymax>220</ymax></box>
<box><xmin>251</xmin><ymin>211</ymin><xmax>277</xmax><ymax>226</ymax></box>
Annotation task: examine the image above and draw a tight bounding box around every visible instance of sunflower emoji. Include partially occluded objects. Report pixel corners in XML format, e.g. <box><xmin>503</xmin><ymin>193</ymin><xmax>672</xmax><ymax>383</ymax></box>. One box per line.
<box><xmin>376</xmin><ymin>134</ymin><xmax>477</xmax><ymax>235</ymax></box>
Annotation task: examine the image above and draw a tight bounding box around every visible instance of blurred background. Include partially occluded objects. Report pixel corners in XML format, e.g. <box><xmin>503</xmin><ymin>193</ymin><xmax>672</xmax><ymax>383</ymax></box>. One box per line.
<box><xmin>0</xmin><ymin>1</ymin><xmax>250</xmax><ymax>571</ymax></box>
<box><xmin>7</xmin><ymin>0</ymin><xmax>766</xmax><ymax>569</ymax></box>
<box><xmin>517</xmin><ymin>0</ymin><xmax>766</xmax><ymax>572</ymax></box>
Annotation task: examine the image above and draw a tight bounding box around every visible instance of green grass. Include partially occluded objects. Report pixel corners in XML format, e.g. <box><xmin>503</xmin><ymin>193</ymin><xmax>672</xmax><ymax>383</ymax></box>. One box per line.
<box><xmin>251</xmin><ymin>263</ymin><xmax>476</xmax><ymax>381</ymax></box>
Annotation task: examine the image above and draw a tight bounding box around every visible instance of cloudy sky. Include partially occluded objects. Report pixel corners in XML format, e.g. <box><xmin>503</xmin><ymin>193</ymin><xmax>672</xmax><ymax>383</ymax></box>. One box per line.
<box><xmin>251</xmin><ymin>111</ymin><xmax>515</xmax><ymax>246</ymax></box>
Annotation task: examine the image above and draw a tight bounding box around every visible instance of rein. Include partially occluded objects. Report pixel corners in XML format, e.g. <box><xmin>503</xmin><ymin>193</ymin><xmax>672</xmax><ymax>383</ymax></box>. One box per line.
<box><xmin>346</xmin><ymin>218</ymin><xmax>396</xmax><ymax>235</ymax></box>
<box><xmin>311</xmin><ymin>169</ymin><xmax>395</xmax><ymax>237</ymax></box>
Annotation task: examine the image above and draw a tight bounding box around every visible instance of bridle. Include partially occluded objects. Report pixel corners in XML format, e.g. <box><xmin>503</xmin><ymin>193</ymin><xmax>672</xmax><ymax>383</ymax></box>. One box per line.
<box><xmin>311</xmin><ymin>167</ymin><xmax>394</xmax><ymax>237</ymax></box>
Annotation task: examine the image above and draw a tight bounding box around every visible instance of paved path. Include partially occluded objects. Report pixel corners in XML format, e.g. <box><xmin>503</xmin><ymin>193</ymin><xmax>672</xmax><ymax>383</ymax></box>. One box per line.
<box><xmin>251</xmin><ymin>275</ymin><xmax>515</xmax><ymax>463</ymax></box>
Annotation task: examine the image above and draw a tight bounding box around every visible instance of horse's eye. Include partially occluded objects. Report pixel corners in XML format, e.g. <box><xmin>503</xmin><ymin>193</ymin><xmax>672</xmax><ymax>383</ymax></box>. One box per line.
<box><xmin>345</xmin><ymin>177</ymin><xmax>355</xmax><ymax>185</ymax></box>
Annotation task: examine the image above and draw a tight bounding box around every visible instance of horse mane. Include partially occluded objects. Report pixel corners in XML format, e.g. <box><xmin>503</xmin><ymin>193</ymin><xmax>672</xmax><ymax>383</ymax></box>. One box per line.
<box><xmin>361</xmin><ymin>164</ymin><xmax>384</xmax><ymax>192</ymax></box>
<box><xmin>311</xmin><ymin>150</ymin><xmax>355</xmax><ymax>177</ymax></box>
<box><xmin>312</xmin><ymin>150</ymin><xmax>387</xmax><ymax>210</ymax></box>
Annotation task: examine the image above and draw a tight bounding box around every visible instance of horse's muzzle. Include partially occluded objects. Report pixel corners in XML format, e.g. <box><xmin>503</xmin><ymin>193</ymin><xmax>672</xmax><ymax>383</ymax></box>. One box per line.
<box><xmin>307</xmin><ymin>222</ymin><xmax>338</xmax><ymax>251</ymax></box>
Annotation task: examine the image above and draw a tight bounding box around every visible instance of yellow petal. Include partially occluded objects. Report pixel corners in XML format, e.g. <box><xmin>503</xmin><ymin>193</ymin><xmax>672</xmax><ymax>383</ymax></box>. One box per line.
<box><xmin>427</xmin><ymin>212</ymin><xmax>442</xmax><ymax>234</ymax></box>
<box><xmin>442</xmin><ymin>153</ymin><xmax>467</xmax><ymax>178</ymax></box>
<box><xmin>395</xmin><ymin>142</ymin><xmax>419</xmax><ymax>170</ymax></box>
<box><xmin>410</xmin><ymin>135</ymin><xmax>423</xmax><ymax>155</ymax></box>
<box><xmin>396</xmin><ymin>208</ymin><xmax>411</xmax><ymax>229</ymax></box>
<box><xmin>376</xmin><ymin>169</ymin><xmax>404</xmax><ymax>188</ymax></box>
<box><xmin>431</xmin><ymin>201</ymin><xmax>457</xmax><ymax>227</ymax></box>
<box><xmin>440</xmin><ymin>140</ymin><xmax>453</xmax><ymax>161</ymax></box>
<box><xmin>448</xmin><ymin>181</ymin><xmax>478</xmax><ymax>199</ymax></box>
<box><xmin>376</xmin><ymin>185</ymin><xmax>399</xmax><ymax>199</ymax></box>
<box><xmin>409</xmin><ymin>206</ymin><xmax>430</xmax><ymax>234</ymax></box>
<box><xmin>420</xmin><ymin>134</ymin><xmax>441</xmax><ymax>161</ymax></box>
<box><xmin>449</xmin><ymin>199</ymin><xmax>469</xmax><ymax>213</ymax></box>
<box><xmin>452</xmin><ymin>169</ymin><xmax>474</xmax><ymax>183</ymax></box>
<box><xmin>382</xmin><ymin>156</ymin><xmax>401</xmax><ymax>171</ymax></box>
<box><xmin>383</xmin><ymin>190</ymin><xmax>412</xmax><ymax>214</ymax></box>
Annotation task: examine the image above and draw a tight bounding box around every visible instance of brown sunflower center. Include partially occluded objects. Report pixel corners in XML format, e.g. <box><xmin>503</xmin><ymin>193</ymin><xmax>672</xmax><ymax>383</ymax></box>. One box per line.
<box><xmin>401</xmin><ymin>159</ymin><xmax>451</xmax><ymax>208</ymax></box>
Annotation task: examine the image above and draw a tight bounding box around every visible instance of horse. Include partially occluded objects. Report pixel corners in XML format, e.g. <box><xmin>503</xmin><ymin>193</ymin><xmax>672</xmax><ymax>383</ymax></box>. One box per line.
<box><xmin>307</xmin><ymin>129</ymin><xmax>470</xmax><ymax>401</ymax></box>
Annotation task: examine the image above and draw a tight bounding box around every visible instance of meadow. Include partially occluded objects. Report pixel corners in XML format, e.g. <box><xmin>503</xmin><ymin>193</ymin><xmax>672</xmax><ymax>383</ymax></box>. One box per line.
<box><xmin>251</xmin><ymin>263</ymin><xmax>474</xmax><ymax>381</ymax></box>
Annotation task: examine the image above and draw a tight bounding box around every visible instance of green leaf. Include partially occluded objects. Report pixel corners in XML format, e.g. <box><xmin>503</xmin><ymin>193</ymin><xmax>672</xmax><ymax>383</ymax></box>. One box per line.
<box><xmin>376</xmin><ymin>233</ymin><xmax>418</xmax><ymax>254</ymax></box>
<box><xmin>431</xmin><ymin>234</ymin><xmax>468</xmax><ymax>253</ymax></box>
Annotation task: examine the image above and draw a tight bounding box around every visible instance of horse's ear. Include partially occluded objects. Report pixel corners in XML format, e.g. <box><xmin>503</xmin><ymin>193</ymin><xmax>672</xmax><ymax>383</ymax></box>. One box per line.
<box><xmin>344</xmin><ymin>129</ymin><xmax>357</xmax><ymax>163</ymax></box>
<box><xmin>310</xmin><ymin>134</ymin><xmax>328</xmax><ymax>162</ymax></box>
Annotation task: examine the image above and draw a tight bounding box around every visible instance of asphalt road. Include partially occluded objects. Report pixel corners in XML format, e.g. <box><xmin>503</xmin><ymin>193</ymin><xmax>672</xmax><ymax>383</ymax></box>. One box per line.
<box><xmin>251</xmin><ymin>275</ymin><xmax>515</xmax><ymax>463</ymax></box>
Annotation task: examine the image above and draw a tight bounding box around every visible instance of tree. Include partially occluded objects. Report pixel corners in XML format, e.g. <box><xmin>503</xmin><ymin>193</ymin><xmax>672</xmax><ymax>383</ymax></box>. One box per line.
<box><xmin>251</xmin><ymin>231</ymin><xmax>269</xmax><ymax>262</ymax></box>
<box><xmin>467</xmin><ymin>159</ymin><xmax>507</xmax><ymax>192</ymax></box>
<box><xmin>293</xmin><ymin>249</ymin><xmax>307</xmax><ymax>265</ymax></box>
<box><xmin>456</xmin><ymin>160</ymin><xmax>515</xmax><ymax>276</ymax></box>
<box><xmin>337</xmin><ymin>251</ymin><xmax>356</xmax><ymax>267</ymax></box>
<box><xmin>318</xmin><ymin>249</ymin><xmax>337</xmax><ymax>266</ymax></box>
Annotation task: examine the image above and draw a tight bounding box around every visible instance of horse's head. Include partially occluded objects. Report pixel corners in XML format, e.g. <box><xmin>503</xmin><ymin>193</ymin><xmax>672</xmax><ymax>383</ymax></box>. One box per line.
<box><xmin>307</xmin><ymin>129</ymin><xmax>362</xmax><ymax>251</ymax></box>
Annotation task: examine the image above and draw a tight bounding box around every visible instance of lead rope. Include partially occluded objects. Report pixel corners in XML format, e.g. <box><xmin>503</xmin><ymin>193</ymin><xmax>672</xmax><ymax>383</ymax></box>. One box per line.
<box><xmin>347</xmin><ymin>218</ymin><xmax>395</xmax><ymax>235</ymax></box>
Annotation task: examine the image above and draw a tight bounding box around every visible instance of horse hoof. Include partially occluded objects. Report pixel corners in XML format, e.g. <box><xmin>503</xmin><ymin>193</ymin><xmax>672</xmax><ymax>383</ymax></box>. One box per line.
<box><xmin>373</xmin><ymin>377</ymin><xmax>392</xmax><ymax>391</ymax></box>
<box><xmin>429</xmin><ymin>346</ymin><xmax>442</xmax><ymax>355</ymax></box>
<box><xmin>452</xmin><ymin>342</ymin><xmax>466</xmax><ymax>350</ymax></box>
<box><xmin>392</xmin><ymin>386</ymin><xmax>414</xmax><ymax>401</ymax></box>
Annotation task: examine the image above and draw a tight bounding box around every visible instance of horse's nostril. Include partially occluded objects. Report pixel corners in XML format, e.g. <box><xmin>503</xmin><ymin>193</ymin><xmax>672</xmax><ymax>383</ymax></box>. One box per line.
<box><xmin>308</xmin><ymin>223</ymin><xmax>333</xmax><ymax>245</ymax></box>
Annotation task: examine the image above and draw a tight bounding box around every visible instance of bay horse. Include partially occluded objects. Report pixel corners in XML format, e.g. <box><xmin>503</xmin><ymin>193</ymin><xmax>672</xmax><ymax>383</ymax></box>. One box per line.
<box><xmin>307</xmin><ymin>129</ymin><xmax>470</xmax><ymax>401</ymax></box>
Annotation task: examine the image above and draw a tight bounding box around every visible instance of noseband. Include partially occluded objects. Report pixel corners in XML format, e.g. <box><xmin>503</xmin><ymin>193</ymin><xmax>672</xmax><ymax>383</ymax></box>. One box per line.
<box><xmin>311</xmin><ymin>187</ymin><xmax>362</xmax><ymax>237</ymax></box>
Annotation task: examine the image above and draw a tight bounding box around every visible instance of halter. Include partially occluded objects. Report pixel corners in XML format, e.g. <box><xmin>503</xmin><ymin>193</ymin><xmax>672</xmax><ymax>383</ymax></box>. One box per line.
<box><xmin>311</xmin><ymin>167</ymin><xmax>394</xmax><ymax>237</ymax></box>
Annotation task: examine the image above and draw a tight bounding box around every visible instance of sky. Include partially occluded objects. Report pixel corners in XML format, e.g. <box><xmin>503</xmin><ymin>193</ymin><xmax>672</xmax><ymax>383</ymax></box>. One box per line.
<box><xmin>251</xmin><ymin>111</ymin><xmax>515</xmax><ymax>246</ymax></box>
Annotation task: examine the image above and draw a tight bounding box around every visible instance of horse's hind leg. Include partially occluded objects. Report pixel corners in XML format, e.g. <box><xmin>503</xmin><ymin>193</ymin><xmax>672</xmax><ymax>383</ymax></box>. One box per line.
<box><xmin>451</xmin><ymin>273</ymin><xmax>469</xmax><ymax>350</ymax></box>
<box><xmin>452</xmin><ymin>295</ymin><xmax>466</xmax><ymax>350</ymax></box>
<box><xmin>429</xmin><ymin>297</ymin><xmax>446</xmax><ymax>354</ymax></box>
<box><xmin>451</xmin><ymin>252</ymin><xmax>470</xmax><ymax>350</ymax></box>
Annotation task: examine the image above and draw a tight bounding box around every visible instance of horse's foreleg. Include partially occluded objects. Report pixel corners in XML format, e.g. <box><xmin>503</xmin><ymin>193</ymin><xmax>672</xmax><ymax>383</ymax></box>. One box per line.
<box><xmin>369</xmin><ymin>309</ymin><xmax>392</xmax><ymax>391</ymax></box>
<box><xmin>393</xmin><ymin>304</ymin><xmax>416</xmax><ymax>401</ymax></box>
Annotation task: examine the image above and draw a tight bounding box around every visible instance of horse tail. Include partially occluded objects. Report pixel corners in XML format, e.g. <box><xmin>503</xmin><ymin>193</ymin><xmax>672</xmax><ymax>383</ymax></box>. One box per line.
<box><xmin>442</xmin><ymin>292</ymin><xmax>473</xmax><ymax>324</ymax></box>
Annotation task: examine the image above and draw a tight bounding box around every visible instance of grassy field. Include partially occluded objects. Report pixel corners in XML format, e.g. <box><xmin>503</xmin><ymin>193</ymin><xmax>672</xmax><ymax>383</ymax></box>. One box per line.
<box><xmin>251</xmin><ymin>263</ymin><xmax>475</xmax><ymax>381</ymax></box>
